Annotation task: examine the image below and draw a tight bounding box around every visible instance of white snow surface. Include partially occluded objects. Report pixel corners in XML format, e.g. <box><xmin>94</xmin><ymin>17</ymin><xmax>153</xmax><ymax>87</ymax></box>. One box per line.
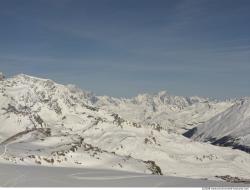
<box><xmin>0</xmin><ymin>73</ymin><xmax>250</xmax><ymax>183</ymax></box>
<box><xmin>186</xmin><ymin>98</ymin><xmax>250</xmax><ymax>147</ymax></box>
<box><xmin>0</xmin><ymin>163</ymin><xmax>246</xmax><ymax>187</ymax></box>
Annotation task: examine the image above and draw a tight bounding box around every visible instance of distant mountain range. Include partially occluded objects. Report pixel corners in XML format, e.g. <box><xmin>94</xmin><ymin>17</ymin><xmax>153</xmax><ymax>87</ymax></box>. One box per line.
<box><xmin>0</xmin><ymin>72</ymin><xmax>250</xmax><ymax>182</ymax></box>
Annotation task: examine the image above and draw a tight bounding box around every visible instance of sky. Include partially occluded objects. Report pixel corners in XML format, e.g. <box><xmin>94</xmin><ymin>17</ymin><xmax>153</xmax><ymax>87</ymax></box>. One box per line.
<box><xmin>0</xmin><ymin>0</ymin><xmax>249</xmax><ymax>99</ymax></box>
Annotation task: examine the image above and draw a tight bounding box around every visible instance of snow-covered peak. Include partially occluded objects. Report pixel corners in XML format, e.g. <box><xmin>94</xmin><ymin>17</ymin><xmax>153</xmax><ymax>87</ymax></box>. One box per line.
<box><xmin>0</xmin><ymin>74</ymin><xmax>100</xmax><ymax>119</ymax></box>
<box><xmin>158</xmin><ymin>90</ymin><xmax>169</xmax><ymax>97</ymax></box>
<box><xmin>132</xmin><ymin>91</ymin><xmax>207</xmax><ymax>109</ymax></box>
<box><xmin>184</xmin><ymin>97</ymin><xmax>250</xmax><ymax>152</ymax></box>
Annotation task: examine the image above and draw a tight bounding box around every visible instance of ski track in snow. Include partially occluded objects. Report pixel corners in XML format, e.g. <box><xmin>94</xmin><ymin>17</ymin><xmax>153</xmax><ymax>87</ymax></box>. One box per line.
<box><xmin>70</xmin><ymin>171</ymin><xmax>149</xmax><ymax>180</ymax></box>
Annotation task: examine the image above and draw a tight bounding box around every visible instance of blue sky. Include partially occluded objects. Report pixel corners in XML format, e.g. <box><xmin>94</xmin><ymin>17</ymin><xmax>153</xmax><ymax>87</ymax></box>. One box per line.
<box><xmin>0</xmin><ymin>0</ymin><xmax>249</xmax><ymax>99</ymax></box>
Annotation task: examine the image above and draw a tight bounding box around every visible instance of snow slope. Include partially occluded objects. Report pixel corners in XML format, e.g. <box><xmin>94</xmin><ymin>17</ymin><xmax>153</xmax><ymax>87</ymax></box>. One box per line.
<box><xmin>0</xmin><ymin>74</ymin><xmax>156</xmax><ymax>174</ymax></box>
<box><xmin>184</xmin><ymin>98</ymin><xmax>250</xmax><ymax>153</ymax></box>
<box><xmin>0</xmin><ymin>163</ymin><xmax>247</xmax><ymax>187</ymax></box>
<box><xmin>0</xmin><ymin>73</ymin><xmax>250</xmax><ymax>182</ymax></box>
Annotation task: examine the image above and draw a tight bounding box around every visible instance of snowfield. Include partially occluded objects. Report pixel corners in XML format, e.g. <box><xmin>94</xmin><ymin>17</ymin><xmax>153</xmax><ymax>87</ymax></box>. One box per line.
<box><xmin>0</xmin><ymin>163</ymin><xmax>247</xmax><ymax>187</ymax></box>
<box><xmin>0</xmin><ymin>73</ymin><xmax>250</xmax><ymax>186</ymax></box>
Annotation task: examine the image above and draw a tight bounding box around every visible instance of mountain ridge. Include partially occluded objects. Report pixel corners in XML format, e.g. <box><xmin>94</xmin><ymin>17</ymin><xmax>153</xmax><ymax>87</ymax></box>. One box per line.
<box><xmin>184</xmin><ymin>98</ymin><xmax>250</xmax><ymax>153</ymax></box>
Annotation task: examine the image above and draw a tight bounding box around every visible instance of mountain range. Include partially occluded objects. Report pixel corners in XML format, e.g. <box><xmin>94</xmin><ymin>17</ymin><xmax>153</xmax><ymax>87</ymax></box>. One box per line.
<box><xmin>0</xmin><ymin>73</ymin><xmax>250</xmax><ymax>182</ymax></box>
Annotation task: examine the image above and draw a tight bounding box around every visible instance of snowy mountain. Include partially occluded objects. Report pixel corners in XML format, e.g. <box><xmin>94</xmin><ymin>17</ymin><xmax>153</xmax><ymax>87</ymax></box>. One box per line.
<box><xmin>93</xmin><ymin>91</ymin><xmax>233</xmax><ymax>134</ymax></box>
<box><xmin>0</xmin><ymin>73</ymin><xmax>250</xmax><ymax>181</ymax></box>
<box><xmin>184</xmin><ymin>98</ymin><xmax>250</xmax><ymax>153</ymax></box>
<box><xmin>0</xmin><ymin>73</ymin><xmax>160</xmax><ymax>174</ymax></box>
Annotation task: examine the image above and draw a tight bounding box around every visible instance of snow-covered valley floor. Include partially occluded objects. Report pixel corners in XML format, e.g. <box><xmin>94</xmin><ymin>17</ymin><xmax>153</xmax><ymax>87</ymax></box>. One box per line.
<box><xmin>0</xmin><ymin>163</ymin><xmax>247</xmax><ymax>187</ymax></box>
